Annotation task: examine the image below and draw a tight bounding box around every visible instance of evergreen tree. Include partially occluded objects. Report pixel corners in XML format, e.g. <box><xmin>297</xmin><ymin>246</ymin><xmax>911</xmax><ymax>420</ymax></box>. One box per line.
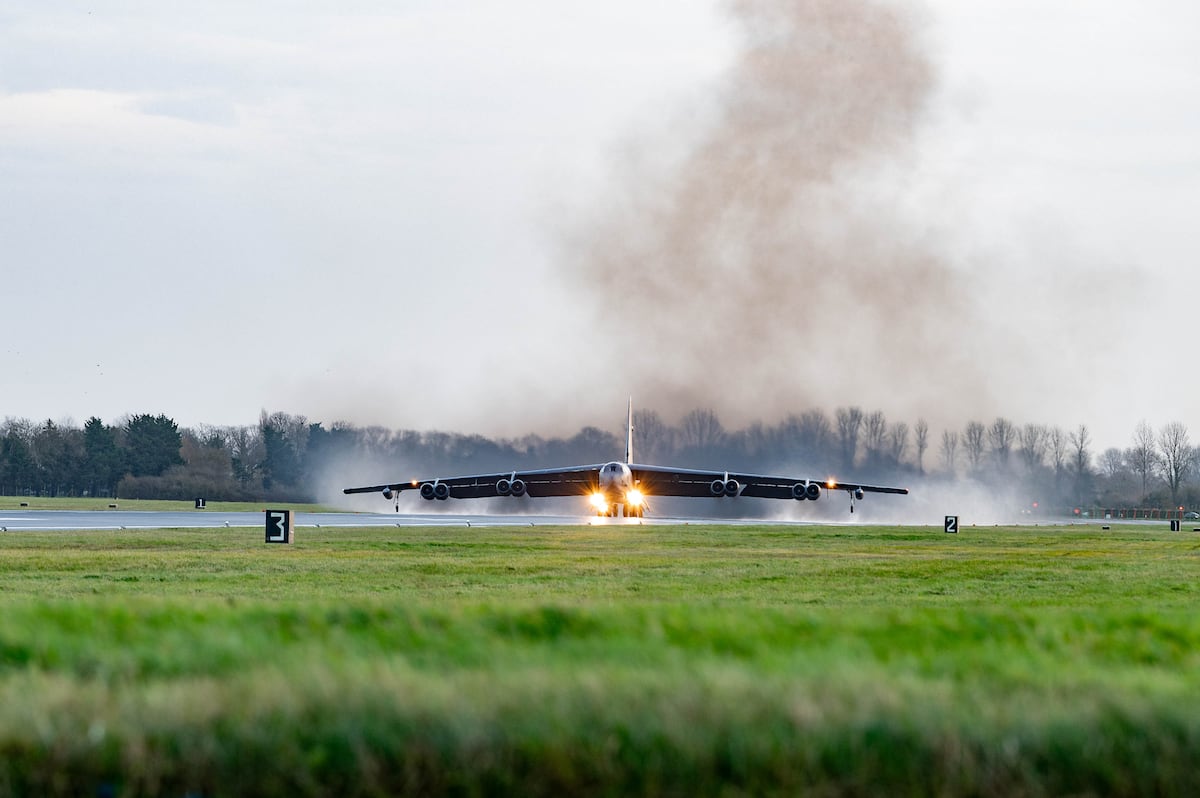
<box><xmin>81</xmin><ymin>417</ymin><xmax>124</xmax><ymax>496</ymax></box>
<box><xmin>124</xmin><ymin>414</ymin><xmax>184</xmax><ymax>477</ymax></box>
<box><xmin>0</xmin><ymin>433</ymin><xmax>36</xmax><ymax>495</ymax></box>
<box><xmin>260</xmin><ymin>413</ymin><xmax>306</xmax><ymax>490</ymax></box>
<box><xmin>31</xmin><ymin>420</ymin><xmax>82</xmax><ymax>497</ymax></box>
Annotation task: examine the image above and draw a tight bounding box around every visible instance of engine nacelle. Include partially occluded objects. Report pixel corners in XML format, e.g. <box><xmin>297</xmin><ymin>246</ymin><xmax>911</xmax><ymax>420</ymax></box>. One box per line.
<box><xmin>710</xmin><ymin>479</ymin><xmax>726</xmax><ymax>496</ymax></box>
<box><xmin>510</xmin><ymin>478</ymin><xmax>527</xmax><ymax>497</ymax></box>
<box><xmin>496</xmin><ymin>478</ymin><xmax>511</xmax><ymax>496</ymax></box>
<box><xmin>806</xmin><ymin>483</ymin><xmax>821</xmax><ymax>501</ymax></box>
<box><xmin>382</xmin><ymin>487</ymin><xmax>394</xmax><ymax>501</ymax></box>
<box><xmin>419</xmin><ymin>482</ymin><xmax>436</xmax><ymax>500</ymax></box>
<box><xmin>791</xmin><ymin>483</ymin><xmax>807</xmax><ymax>500</ymax></box>
<box><xmin>723</xmin><ymin>479</ymin><xmax>740</xmax><ymax>497</ymax></box>
<box><xmin>433</xmin><ymin>482</ymin><xmax>450</xmax><ymax>500</ymax></box>
<box><xmin>854</xmin><ymin>487</ymin><xmax>865</xmax><ymax>501</ymax></box>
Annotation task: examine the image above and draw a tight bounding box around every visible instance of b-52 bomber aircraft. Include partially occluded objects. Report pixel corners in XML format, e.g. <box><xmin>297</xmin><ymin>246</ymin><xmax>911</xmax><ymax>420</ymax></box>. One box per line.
<box><xmin>344</xmin><ymin>401</ymin><xmax>909</xmax><ymax>517</ymax></box>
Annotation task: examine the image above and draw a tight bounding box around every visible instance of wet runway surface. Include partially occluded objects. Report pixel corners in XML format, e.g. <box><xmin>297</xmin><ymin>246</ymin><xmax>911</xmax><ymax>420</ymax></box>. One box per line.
<box><xmin>0</xmin><ymin>509</ymin><xmax>802</xmax><ymax>531</ymax></box>
<box><xmin>0</xmin><ymin>510</ymin><xmax>1176</xmax><ymax>532</ymax></box>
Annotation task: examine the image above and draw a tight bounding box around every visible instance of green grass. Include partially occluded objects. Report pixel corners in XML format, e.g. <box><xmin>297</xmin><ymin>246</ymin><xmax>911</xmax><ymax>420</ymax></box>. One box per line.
<box><xmin>1</xmin><ymin>523</ymin><xmax>1199</xmax><ymax>795</ymax></box>
<box><xmin>0</xmin><ymin>495</ymin><xmax>336</xmax><ymax>512</ymax></box>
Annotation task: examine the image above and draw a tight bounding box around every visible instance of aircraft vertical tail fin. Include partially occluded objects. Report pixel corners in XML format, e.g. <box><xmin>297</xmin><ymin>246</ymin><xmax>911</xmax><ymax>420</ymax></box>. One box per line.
<box><xmin>625</xmin><ymin>397</ymin><xmax>634</xmax><ymax>464</ymax></box>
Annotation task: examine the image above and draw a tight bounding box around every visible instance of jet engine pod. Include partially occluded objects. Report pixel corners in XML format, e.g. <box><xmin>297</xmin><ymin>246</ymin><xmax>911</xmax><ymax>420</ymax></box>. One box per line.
<box><xmin>382</xmin><ymin>487</ymin><xmax>394</xmax><ymax>501</ymax></box>
<box><xmin>805</xmin><ymin>483</ymin><xmax>821</xmax><ymax>501</ymax></box>
<box><xmin>509</xmin><ymin>478</ymin><xmax>527</xmax><ymax>497</ymax></box>
<box><xmin>496</xmin><ymin>478</ymin><xmax>511</xmax><ymax>496</ymax></box>
<box><xmin>791</xmin><ymin>483</ymin><xmax>807</xmax><ymax>500</ymax></box>
<box><xmin>854</xmin><ymin>487</ymin><xmax>865</xmax><ymax>501</ymax></box>
<box><xmin>433</xmin><ymin>482</ymin><xmax>450</xmax><ymax>500</ymax></box>
<box><xmin>419</xmin><ymin>482</ymin><xmax>437</xmax><ymax>500</ymax></box>
<box><xmin>724</xmin><ymin>479</ymin><xmax>740</xmax><ymax>497</ymax></box>
<box><xmin>710</xmin><ymin>479</ymin><xmax>727</xmax><ymax>497</ymax></box>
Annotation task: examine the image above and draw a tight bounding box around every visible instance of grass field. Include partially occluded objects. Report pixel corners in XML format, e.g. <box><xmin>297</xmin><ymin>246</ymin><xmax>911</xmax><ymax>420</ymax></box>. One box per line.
<box><xmin>1</xmin><ymin>522</ymin><xmax>1198</xmax><ymax>796</ymax></box>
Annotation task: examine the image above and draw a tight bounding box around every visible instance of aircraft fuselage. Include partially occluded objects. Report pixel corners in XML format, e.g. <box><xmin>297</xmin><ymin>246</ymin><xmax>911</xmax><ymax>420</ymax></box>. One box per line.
<box><xmin>593</xmin><ymin>461</ymin><xmax>642</xmax><ymax>516</ymax></box>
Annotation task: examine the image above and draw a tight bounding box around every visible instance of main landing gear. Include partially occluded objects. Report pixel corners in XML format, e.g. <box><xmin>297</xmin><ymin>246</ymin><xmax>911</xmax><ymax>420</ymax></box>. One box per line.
<box><xmin>595</xmin><ymin>504</ymin><xmax>644</xmax><ymax>519</ymax></box>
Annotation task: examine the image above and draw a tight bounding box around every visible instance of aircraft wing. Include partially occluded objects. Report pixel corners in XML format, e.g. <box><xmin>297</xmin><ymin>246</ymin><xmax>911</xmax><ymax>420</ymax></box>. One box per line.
<box><xmin>344</xmin><ymin>461</ymin><xmax>907</xmax><ymax>507</ymax></box>
<box><xmin>343</xmin><ymin>464</ymin><xmax>608</xmax><ymax>500</ymax></box>
<box><xmin>629</xmin><ymin>464</ymin><xmax>908</xmax><ymax>499</ymax></box>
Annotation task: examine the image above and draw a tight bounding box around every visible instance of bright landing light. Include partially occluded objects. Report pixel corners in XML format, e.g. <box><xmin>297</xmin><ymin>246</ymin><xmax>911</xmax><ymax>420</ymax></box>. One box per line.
<box><xmin>589</xmin><ymin>492</ymin><xmax>608</xmax><ymax>511</ymax></box>
<box><xmin>626</xmin><ymin>490</ymin><xmax>644</xmax><ymax>507</ymax></box>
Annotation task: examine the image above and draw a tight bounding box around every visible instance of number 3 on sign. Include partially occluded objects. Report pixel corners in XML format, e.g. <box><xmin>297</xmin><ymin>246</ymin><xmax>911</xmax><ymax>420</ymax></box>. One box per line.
<box><xmin>266</xmin><ymin>509</ymin><xmax>292</xmax><ymax>543</ymax></box>
<box><xmin>944</xmin><ymin>515</ymin><xmax>958</xmax><ymax>534</ymax></box>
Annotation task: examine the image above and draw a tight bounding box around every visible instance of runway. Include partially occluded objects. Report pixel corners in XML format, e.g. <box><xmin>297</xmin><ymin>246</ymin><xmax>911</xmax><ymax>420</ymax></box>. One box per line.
<box><xmin>0</xmin><ymin>510</ymin><xmax>1177</xmax><ymax>532</ymax></box>
<box><xmin>0</xmin><ymin>509</ymin><xmax>796</xmax><ymax>532</ymax></box>
<box><xmin>0</xmin><ymin>510</ymin><xmax>589</xmax><ymax>531</ymax></box>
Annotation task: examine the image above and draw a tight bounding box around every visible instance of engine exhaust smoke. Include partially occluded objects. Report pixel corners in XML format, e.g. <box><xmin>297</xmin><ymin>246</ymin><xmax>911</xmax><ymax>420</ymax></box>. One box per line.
<box><xmin>560</xmin><ymin>0</ymin><xmax>995</xmax><ymax>426</ymax></box>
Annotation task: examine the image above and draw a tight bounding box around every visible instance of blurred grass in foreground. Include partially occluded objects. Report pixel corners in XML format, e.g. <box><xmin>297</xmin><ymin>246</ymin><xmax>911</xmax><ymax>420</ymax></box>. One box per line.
<box><xmin>0</xmin><ymin>523</ymin><xmax>1198</xmax><ymax>795</ymax></box>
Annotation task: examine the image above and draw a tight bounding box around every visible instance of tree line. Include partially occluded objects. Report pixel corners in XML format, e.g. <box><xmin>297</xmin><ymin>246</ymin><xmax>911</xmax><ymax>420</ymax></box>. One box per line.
<box><xmin>0</xmin><ymin>408</ymin><xmax>1195</xmax><ymax>512</ymax></box>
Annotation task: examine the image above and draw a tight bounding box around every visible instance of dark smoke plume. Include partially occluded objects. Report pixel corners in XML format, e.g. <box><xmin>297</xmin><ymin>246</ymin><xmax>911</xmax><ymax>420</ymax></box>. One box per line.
<box><xmin>561</xmin><ymin>0</ymin><xmax>995</xmax><ymax>426</ymax></box>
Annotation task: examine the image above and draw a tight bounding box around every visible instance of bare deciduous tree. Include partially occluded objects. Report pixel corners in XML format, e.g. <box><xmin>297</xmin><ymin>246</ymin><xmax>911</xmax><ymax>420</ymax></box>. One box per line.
<box><xmin>797</xmin><ymin>409</ymin><xmax>831</xmax><ymax>454</ymax></box>
<box><xmin>678</xmin><ymin>408</ymin><xmax>724</xmax><ymax>451</ymax></box>
<box><xmin>963</xmin><ymin>421</ymin><xmax>986</xmax><ymax>471</ymax></box>
<box><xmin>1099</xmin><ymin>447</ymin><xmax>1126</xmax><ymax>479</ymax></box>
<box><xmin>632</xmin><ymin>409</ymin><xmax>672</xmax><ymax>463</ymax></box>
<box><xmin>736</xmin><ymin>422</ymin><xmax>772</xmax><ymax>460</ymax></box>
<box><xmin>1048</xmin><ymin>427</ymin><xmax>1068</xmax><ymax>480</ymax></box>
<box><xmin>863</xmin><ymin>411</ymin><xmax>888</xmax><ymax>463</ymax></box>
<box><xmin>224</xmin><ymin>424</ymin><xmax>265</xmax><ymax>487</ymax></box>
<box><xmin>1068</xmin><ymin>424</ymin><xmax>1092</xmax><ymax>505</ymax></box>
<box><xmin>1017</xmin><ymin>423</ymin><xmax>1048</xmax><ymax>473</ymax></box>
<box><xmin>888</xmin><ymin>422</ymin><xmax>910</xmax><ymax>465</ymax></box>
<box><xmin>1127</xmin><ymin>420</ymin><xmax>1158</xmax><ymax>502</ymax></box>
<box><xmin>1069</xmin><ymin>424</ymin><xmax>1092</xmax><ymax>473</ymax></box>
<box><xmin>1157</xmin><ymin>421</ymin><xmax>1195</xmax><ymax>505</ymax></box>
<box><xmin>914</xmin><ymin>418</ymin><xmax>929</xmax><ymax>474</ymax></box>
<box><xmin>988</xmin><ymin>417</ymin><xmax>1015</xmax><ymax>470</ymax></box>
<box><xmin>835</xmin><ymin>406</ymin><xmax>863</xmax><ymax>470</ymax></box>
<box><xmin>940</xmin><ymin>429</ymin><xmax>959</xmax><ymax>475</ymax></box>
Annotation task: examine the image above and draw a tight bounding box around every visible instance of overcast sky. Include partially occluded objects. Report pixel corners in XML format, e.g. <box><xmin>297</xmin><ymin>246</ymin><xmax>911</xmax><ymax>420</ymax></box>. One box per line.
<box><xmin>3</xmin><ymin>1</ymin><xmax>1198</xmax><ymax>452</ymax></box>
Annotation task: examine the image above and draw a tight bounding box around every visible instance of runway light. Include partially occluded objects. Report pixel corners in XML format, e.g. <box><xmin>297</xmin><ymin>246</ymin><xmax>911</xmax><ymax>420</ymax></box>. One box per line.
<box><xmin>589</xmin><ymin>492</ymin><xmax>608</xmax><ymax>511</ymax></box>
<box><xmin>626</xmin><ymin>489</ymin><xmax>645</xmax><ymax>507</ymax></box>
